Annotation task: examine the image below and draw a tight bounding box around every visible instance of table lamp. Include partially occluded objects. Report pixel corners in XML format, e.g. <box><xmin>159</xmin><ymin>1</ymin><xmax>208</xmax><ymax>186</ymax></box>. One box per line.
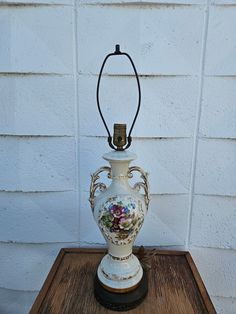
<box><xmin>89</xmin><ymin>45</ymin><xmax>150</xmax><ymax>311</ymax></box>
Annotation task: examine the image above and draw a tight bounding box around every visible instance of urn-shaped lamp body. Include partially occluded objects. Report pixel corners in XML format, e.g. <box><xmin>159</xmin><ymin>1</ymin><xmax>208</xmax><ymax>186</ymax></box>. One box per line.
<box><xmin>90</xmin><ymin>150</ymin><xmax>149</xmax><ymax>292</ymax></box>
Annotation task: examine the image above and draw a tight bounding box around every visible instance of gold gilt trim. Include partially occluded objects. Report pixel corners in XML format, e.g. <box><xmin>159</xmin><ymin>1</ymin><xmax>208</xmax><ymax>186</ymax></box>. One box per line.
<box><xmin>109</xmin><ymin>253</ymin><xmax>132</xmax><ymax>261</ymax></box>
<box><xmin>101</xmin><ymin>266</ymin><xmax>140</xmax><ymax>282</ymax></box>
<box><xmin>100</xmin><ymin>280</ymin><xmax>141</xmax><ymax>294</ymax></box>
<box><xmin>128</xmin><ymin>166</ymin><xmax>150</xmax><ymax>208</ymax></box>
<box><xmin>89</xmin><ymin>166</ymin><xmax>111</xmax><ymax>211</ymax></box>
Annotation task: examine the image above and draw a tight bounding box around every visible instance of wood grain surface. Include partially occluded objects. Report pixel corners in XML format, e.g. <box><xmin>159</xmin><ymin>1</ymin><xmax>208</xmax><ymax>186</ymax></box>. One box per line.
<box><xmin>30</xmin><ymin>248</ymin><xmax>216</xmax><ymax>314</ymax></box>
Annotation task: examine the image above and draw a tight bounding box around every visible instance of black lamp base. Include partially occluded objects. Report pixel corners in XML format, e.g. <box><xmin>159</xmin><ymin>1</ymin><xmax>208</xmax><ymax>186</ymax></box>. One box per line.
<box><xmin>94</xmin><ymin>272</ymin><xmax>148</xmax><ymax>312</ymax></box>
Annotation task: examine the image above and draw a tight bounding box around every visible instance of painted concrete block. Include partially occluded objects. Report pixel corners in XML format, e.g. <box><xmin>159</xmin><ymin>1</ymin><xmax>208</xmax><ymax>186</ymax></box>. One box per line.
<box><xmin>0</xmin><ymin>7</ymin><xmax>73</xmax><ymax>73</ymax></box>
<box><xmin>79</xmin><ymin>75</ymin><xmax>198</xmax><ymax>138</ymax></box>
<box><xmin>0</xmin><ymin>191</ymin><xmax>78</xmax><ymax>243</ymax></box>
<box><xmin>0</xmin><ymin>288</ymin><xmax>37</xmax><ymax>314</ymax></box>
<box><xmin>199</xmin><ymin>77</ymin><xmax>236</xmax><ymax>139</ymax></box>
<box><xmin>211</xmin><ymin>0</ymin><xmax>236</xmax><ymax>5</ymax></box>
<box><xmin>0</xmin><ymin>0</ymin><xmax>72</xmax><ymax>4</ymax></box>
<box><xmin>79</xmin><ymin>1</ymin><xmax>206</xmax><ymax>4</ymax></box>
<box><xmin>80</xmin><ymin>137</ymin><xmax>193</xmax><ymax>195</ymax></box>
<box><xmin>79</xmin><ymin>192</ymin><xmax>189</xmax><ymax>246</ymax></box>
<box><xmin>136</xmin><ymin>194</ymin><xmax>189</xmax><ymax>246</ymax></box>
<box><xmin>77</xmin><ymin>5</ymin><xmax>204</xmax><ymax>75</ymax></box>
<box><xmin>190</xmin><ymin>247</ymin><xmax>236</xmax><ymax>298</ymax></box>
<box><xmin>123</xmin><ymin>138</ymin><xmax>193</xmax><ymax>195</ymax></box>
<box><xmin>190</xmin><ymin>195</ymin><xmax>236</xmax><ymax>249</ymax></box>
<box><xmin>205</xmin><ymin>6</ymin><xmax>236</xmax><ymax>75</ymax></box>
<box><xmin>211</xmin><ymin>296</ymin><xmax>236</xmax><ymax>314</ymax></box>
<box><xmin>0</xmin><ymin>137</ymin><xmax>76</xmax><ymax>191</ymax></box>
<box><xmin>194</xmin><ymin>139</ymin><xmax>236</xmax><ymax>196</ymax></box>
<box><xmin>0</xmin><ymin>75</ymin><xmax>75</xmax><ymax>136</ymax></box>
<box><xmin>0</xmin><ymin>242</ymin><xmax>79</xmax><ymax>290</ymax></box>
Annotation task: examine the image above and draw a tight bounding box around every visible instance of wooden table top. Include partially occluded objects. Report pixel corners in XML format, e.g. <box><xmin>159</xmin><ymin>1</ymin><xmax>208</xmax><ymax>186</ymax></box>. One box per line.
<box><xmin>30</xmin><ymin>248</ymin><xmax>216</xmax><ymax>314</ymax></box>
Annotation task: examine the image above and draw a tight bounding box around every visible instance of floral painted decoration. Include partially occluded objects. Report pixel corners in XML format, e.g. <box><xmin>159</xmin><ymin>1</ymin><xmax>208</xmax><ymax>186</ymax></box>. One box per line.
<box><xmin>99</xmin><ymin>197</ymin><xmax>144</xmax><ymax>244</ymax></box>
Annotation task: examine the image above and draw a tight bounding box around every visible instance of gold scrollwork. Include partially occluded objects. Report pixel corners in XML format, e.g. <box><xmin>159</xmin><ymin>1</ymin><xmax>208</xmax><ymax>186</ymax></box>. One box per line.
<box><xmin>89</xmin><ymin>166</ymin><xmax>111</xmax><ymax>211</ymax></box>
<box><xmin>128</xmin><ymin>166</ymin><xmax>150</xmax><ymax>208</ymax></box>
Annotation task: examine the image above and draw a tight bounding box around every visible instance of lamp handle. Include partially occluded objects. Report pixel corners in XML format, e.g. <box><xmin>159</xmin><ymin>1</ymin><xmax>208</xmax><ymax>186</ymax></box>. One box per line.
<box><xmin>96</xmin><ymin>44</ymin><xmax>141</xmax><ymax>150</ymax></box>
<box><xmin>128</xmin><ymin>166</ymin><xmax>150</xmax><ymax>208</ymax></box>
<box><xmin>89</xmin><ymin>166</ymin><xmax>112</xmax><ymax>212</ymax></box>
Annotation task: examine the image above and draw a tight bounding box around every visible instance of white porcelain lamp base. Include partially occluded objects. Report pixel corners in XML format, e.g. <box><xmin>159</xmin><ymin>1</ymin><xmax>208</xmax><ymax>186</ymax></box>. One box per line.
<box><xmin>97</xmin><ymin>253</ymin><xmax>143</xmax><ymax>293</ymax></box>
<box><xmin>90</xmin><ymin>150</ymin><xmax>149</xmax><ymax>309</ymax></box>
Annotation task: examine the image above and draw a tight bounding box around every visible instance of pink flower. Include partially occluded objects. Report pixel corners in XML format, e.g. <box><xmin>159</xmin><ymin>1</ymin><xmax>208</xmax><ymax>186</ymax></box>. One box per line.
<box><xmin>119</xmin><ymin>217</ymin><xmax>133</xmax><ymax>231</ymax></box>
<box><xmin>110</xmin><ymin>205</ymin><xmax>125</xmax><ymax>218</ymax></box>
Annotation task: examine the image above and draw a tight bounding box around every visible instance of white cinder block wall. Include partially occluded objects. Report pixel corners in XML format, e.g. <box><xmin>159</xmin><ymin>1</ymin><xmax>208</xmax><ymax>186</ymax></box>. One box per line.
<box><xmin>0</xmin><ymin>0</ymin><xmax>235</xmax><ymax>313</ymax></box>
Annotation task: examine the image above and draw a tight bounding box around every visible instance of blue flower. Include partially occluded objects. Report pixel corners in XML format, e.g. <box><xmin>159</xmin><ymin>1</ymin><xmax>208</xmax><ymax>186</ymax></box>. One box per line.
<box><xmin>124</xmin><ymin>207</ymin><xmax>129</xmax><ymax>213</ymax></box>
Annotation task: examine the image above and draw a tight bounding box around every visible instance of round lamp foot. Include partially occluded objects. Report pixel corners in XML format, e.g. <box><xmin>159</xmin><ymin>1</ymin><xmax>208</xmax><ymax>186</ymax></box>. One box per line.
<box><xmin>94</xmin><ymin>272</ymin><xmax>148</xmax><ymax>312</ymax></box>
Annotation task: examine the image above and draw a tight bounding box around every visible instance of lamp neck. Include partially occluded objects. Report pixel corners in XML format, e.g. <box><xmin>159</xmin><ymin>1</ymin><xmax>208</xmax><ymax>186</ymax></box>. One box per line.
<box><xmin>103</xmin><ymin>151</ymin><xmax>136</xmax><ymax>180</ymax></box>
<box><xmin>108</xmin><ymin>160</ymin><xmax>130</xmax><ymax>180</ymax></box>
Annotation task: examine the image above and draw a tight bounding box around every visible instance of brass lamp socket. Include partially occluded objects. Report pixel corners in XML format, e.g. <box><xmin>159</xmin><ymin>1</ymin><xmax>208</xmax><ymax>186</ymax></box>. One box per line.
<box><xmin>113</xmin><ymin>124</ymin><xmax>127</xmax><ymax>151</ymax></box>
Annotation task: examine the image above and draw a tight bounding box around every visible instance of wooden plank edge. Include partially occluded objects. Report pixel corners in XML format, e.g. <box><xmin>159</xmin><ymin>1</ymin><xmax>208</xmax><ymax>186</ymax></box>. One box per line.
<box><xmin>185</xmin><ymin>252</ymin><xmax>217</xmax><ymax>314</ymax></box>
<box><xmin>135</xmin><ymin>247</ymin><xmax>188</xmax><ymax>256</ymax></box>
<box><xmin>29</xmin><ymin>248</ymin><xmax>66</xmax><ymax>314</ymax></box>
<box><xmin>63</xmin><ymin>247</ymin><xmax>107</xmax><ymax>254</ymax></box>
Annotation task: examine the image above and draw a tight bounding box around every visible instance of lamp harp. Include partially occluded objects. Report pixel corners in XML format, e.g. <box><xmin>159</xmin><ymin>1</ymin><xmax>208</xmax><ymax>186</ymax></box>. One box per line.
<box><xmin>96</xmin><ymin>44</ymin><xmax>141</xmax><ymax>151</ymax></box>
